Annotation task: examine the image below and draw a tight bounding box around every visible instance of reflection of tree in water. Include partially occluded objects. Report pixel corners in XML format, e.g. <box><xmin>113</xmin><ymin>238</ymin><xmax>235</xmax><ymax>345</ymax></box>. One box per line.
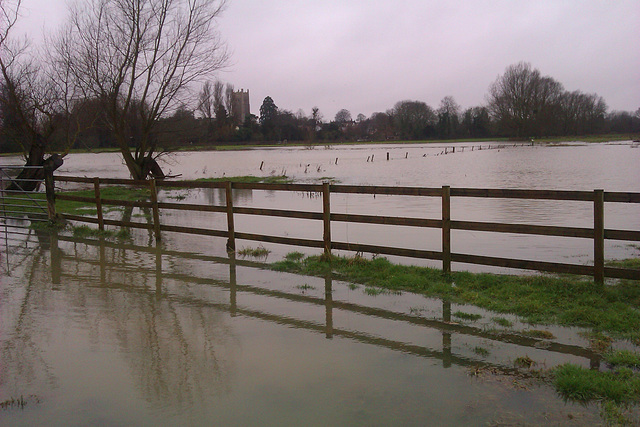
<box><xmin>1</xmin><ymin>235</ymin><xmax>239</xmax><ymax>410</ymax></box>
<box><xmin>80</xmin><ymin>241</ymin><xmax>239</xmax><ymax>408</ymax></box>
<box><xmin>0</xmin><ymin>244</ymin><xmax>59</xmax><ymax>395</ymax></box>
<box><xmin>202</xmin><ymin>187</ymin><xmax>253</xmax><ymax>207</ymax></box>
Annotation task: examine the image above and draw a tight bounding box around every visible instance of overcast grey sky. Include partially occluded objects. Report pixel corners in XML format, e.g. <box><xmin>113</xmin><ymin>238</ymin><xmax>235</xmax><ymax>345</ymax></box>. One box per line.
<box><xmin>14</xmin><ymin>0</ymin><xmax>640</xmax><ymax>119</ymax></box>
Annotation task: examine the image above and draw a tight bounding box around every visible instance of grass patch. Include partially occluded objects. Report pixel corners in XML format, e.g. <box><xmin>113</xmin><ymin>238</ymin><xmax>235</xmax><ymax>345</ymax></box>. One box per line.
<box><xmin>237</xmin><ymin>245</ymin><xmax>271</xmax><ymax>258</ymax></box>
<box><xmin>284</xmin><ymin>252</ymin><xmax>305</xmax><ymax>261</ymax></box>
<box><xmin>607</xmin><ymin>258</ymin><xmax>640</xmax><ymax>270</ymax></box>
<box><xmin>580</xmin><ymin>331</ymin><xmax>614</xmax><ymax>353</ymax></box>
<box><xmin>295</xmin><ymin>284</ymin><xmax>314</xmax><ymax>292</ymax></box>
<box><xmin>492</xmin><ymin>317</ymin><xmax>513</xmax><ymax>327</ymax></box>
<box><xmin>553</xmin><ymin>363</ymin><xmax>640</xmax><ymax>404</ymax></box>
<box><xmin>364</xmin><ymin>286</ymin><xmax>384</xmax><ymax>296</ymax></box>
<box><xmin>66</xmin><ymin>225</ymin><xmax>131</xmax><ymax>240</ymax></box>
<box><xmin>54</xmin><ymin>186</ymin><xmax>150</xmax><ymax>215</ymax></box>
<box><xmin>453</xmin><ymin>311</ymin><xmax>482</xmax><ymax>321</ymax></box>
<box><xmin>270</xmin><ymin>254</ymin><xmax>640</xmax><ymax>337</ymax></box>
<box><xmin>605</xmin><ymin>350</ymin><xmax>640</xmax><ymax>369</ymax></box>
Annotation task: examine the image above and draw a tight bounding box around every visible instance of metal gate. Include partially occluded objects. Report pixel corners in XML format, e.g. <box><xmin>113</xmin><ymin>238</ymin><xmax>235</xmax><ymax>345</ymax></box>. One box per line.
<box><xmin>0</xmin><ymin>165</ymin><xmax>50</xmax><ymax>275</ymax></box>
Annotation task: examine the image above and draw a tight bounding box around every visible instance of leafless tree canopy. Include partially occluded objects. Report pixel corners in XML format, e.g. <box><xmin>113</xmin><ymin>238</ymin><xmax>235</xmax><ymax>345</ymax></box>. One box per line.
<box><xmin>58</xmin><ymin>0</ymin><xmax>229</xmax><ymax>179</ymax></box>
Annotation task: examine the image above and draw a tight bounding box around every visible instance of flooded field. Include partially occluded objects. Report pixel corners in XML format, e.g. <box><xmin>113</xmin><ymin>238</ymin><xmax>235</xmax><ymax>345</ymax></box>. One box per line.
<box><xmin>1</xmin><ymin>141</ymin><xmax>640</xmax><ymax>424</ymax></box>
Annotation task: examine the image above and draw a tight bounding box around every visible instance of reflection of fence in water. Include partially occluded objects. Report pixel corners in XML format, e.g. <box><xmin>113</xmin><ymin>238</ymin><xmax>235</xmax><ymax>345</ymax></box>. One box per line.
<box><xmin>53</xmin><ymin>176</ymin><xmax>640</xmax><ymax>283</ymax></box>
<box><xmin>51</xmin><ymin>235</ymin><xmax>603</xmax><ymax>373</ymax></box>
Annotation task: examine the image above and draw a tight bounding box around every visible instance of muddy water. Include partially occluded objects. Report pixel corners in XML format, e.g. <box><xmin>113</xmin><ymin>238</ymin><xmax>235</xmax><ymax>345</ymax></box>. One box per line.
<box><xmin>2</xmin><ymin>141</ymin><xmax>639</xmax><ymax>423</ymax></box>
<box><xmin>3</xmin><ymin>230</ymin><xmax>632</xmax><ymax>425</ymax></box>
<box><xmin>54</xmin><ymin>141</ymin><xmax>640</xmax><ymax>270</ymax></box>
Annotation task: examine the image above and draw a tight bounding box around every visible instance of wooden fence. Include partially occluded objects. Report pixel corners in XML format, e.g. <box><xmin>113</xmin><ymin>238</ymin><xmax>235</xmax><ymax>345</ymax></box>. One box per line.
<box><xmin>52</xmin><ymin>175</ymin><xmax>640</xmax><ymax>283</ymax></box>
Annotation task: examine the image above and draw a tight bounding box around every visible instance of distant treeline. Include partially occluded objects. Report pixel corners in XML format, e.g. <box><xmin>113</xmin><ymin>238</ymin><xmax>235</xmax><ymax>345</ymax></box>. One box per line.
<box><xmin>1</xmin><ymin>62</ymin><xmax>638</xmax><ymax>153</ymax></box>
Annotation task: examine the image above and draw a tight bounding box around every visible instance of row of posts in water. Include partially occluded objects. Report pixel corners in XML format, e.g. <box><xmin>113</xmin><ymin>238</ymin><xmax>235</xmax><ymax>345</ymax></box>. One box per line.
<box><xmin>257</xmin><ymin>142</ymin><xmax>532</xmax><ymax>169</ymax></box>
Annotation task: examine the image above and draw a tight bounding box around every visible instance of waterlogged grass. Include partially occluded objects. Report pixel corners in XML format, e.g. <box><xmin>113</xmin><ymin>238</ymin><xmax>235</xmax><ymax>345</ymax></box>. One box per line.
<box><xmin>605</xmin><ymin>350</ymin><xmax>640</xmax><ymax>369</ymax></box>
<box><xmin>55</xmin><ymin>186</ymin><xmax>150</xmax><ymax>215</ymax></box>
<box><xmin>237</xmin><ymin>245</ymin><xmax>271</xmax><ymax>258</ymax></box>
<box><xmin>453</xmin><ymin>311</ymin><xmax>482</xmax><ymax>321</ymax></box>
<box><xmin>554</xmin><ymin>364</ymin><xmax>640</xmax><ymax>404</ymax></box>
<box><xmin>71</xmin><ymin>225</ymin><xmax>130</xmax><ymax>240</ymax></box>
<box><xmin>608</xmin><ymin>258</ymin><xmax>640</xmax><ymax>270</ymax></box>
<box><xmin>271</xmin><ymin>253</ymin><xmax>640</xmax><ymax>339</ymax></box>
<box><xmin>492</xmin><ymin>317</ymin><xmax>514</xmax><ymax>327</ymax></box>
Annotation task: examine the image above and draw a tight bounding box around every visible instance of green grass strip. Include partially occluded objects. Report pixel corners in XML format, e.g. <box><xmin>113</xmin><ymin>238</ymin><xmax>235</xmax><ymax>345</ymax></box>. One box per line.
<box><xmin>271</xmin><ymin>254</ymin><xmax>640</xmax><ymax>337</ymax></box>
<box><xmin>553</xmin><ymin>364</ymin><xmax>640</xmax><ymax>404</ymax></box>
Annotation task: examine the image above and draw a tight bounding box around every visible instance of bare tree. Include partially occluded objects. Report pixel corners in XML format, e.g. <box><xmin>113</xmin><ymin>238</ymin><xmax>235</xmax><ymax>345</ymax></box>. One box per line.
<box><xmin>436</xmin><ymin>96</ymin><xmax>460</xmax><ymax>139</ymax></box>
<box><xmin>334</xmin><ymin>109</ymin><xmax>352</xmax><ymax>123</ymax></box>
<box><xmin>1</xmin><ymin>0</ymin><xmax>72</xmax><ymax>190</ymax></box>
<box><xmin>197</xmin><ymin>81</ymin><xmax>214</xmax><ymax>120</ymax></box>
<box><xmin>391</xmin><ymin>100</ymin><xmax>436</xmax><ymax>140</ymax></box>
<box><xmin>213</xmin><ymin>80</ymin><xmax>226</xmax><ymax>117</ymax></box>
<box><xmin>224</xmin><ymin>83</ymin><xmax>234</xmax><ymax>122</ymax></box>
<box><xmin>59</xmin><ymin>0</ymin><xmax>230</xmax><ymax>179</ymax></box>
<box><xmin>488</xmin><ymin>62</ymin><xmax>564</xmax><ymax>137</ymax></box>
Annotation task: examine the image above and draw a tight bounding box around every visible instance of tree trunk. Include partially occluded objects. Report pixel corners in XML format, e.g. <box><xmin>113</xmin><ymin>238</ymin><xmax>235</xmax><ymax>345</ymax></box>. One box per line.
<box><xmin>6</xmin><ymin>142</ymin><xmax>63</xmax><ymax>192</ymax></box>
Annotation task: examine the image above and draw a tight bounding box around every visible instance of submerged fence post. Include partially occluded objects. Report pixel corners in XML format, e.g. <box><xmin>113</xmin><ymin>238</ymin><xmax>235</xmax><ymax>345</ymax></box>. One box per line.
<box><xmin>322</xmin><ymin>182</ymin><xmax>331</xmax><ymax>259</ymax></box>
<box><xmin>594</xmin><ymin>189</ymin><xmax>604</xmax><ymax>285</ymax></box>
<box><xmin>442</xmin><ymin>186</ymin><xmax>451</xmax><ymax>274</ymax></box>
<box><xmin>94</xmin><ymin>177</ymin><xmax>104</xmax><ymax>231</ymax></box>
<box><xmin>226</xmin><ymin>181</ymin><xmax>235</xmax><ymax>252</ymax></box>
<box><xmin>149</xmin><ymin>179</ymin><xmax>161</xmax><ymax>242</ymax></box>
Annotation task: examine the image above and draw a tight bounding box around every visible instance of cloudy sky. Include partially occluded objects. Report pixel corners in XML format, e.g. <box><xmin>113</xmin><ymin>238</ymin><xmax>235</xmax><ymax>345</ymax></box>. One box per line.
<box><xmin>14</xmin><ymin>0</ymin><xmax>640</xmax><ymax>120</ymax></box>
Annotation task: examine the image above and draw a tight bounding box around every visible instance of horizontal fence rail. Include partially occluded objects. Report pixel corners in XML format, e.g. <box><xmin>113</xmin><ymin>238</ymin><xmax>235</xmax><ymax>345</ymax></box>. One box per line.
<box><xmin>52</xmin><ymin>175</ymin><xmax>640</xmax><ymax>283</ymax></box>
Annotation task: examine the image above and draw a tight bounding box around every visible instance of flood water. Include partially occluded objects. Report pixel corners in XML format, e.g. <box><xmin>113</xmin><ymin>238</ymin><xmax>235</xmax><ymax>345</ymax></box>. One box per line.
<box><xmin>58</xmin><ymin>141</ymin><xmax>640</xmax><ymax>269</ymax></box>
<box><xmin>2</xmin><ymin>230</ymin><xmax>634</xmax><ymax>426</ymax></box>
<box><xmin>1</xmin><ymin>141</ymin><xmax>639</xmax><ymax>425</ymax></box>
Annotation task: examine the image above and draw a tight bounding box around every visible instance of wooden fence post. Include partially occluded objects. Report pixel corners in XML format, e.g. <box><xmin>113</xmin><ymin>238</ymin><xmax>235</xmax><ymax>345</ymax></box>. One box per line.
<box><xmin>594</xmin><ymin>189</ymin><xmax>604</xmax><ymax>285</ymax></box>
<box><xmin>43</xmin><ymin>163</ymin><xmax>56</xmax><ymax>220</ymax></box>
<box><xmin>226</xmin><ymin>181</ymin><xmax>235</xmax><ymax>252</ymax></box>
<box><xmin>322</xmin><ymin>182</ymin><xmax>331</xmax><ymax>259</ymax></box>
<box><xmin>94</xmin><ymin>177</ymin><xmax>104</xmax><ymax>231</ymax></box>
<box><xmin>442</xmin><ymin>185</ymin><xmax>451</xmax><ymax>274</ymax></box>
<box><xmin>149</xmin><ymin>179</ymin><xmax>161</xmax><ymax>242</ymax></box>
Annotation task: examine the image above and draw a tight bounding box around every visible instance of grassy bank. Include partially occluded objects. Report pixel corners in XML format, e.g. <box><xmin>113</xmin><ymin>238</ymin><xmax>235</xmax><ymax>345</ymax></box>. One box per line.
<box><xmin>271</xmin><ymin>253</ymin><xmax>640</xmax><ymax>340</ymax></box>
